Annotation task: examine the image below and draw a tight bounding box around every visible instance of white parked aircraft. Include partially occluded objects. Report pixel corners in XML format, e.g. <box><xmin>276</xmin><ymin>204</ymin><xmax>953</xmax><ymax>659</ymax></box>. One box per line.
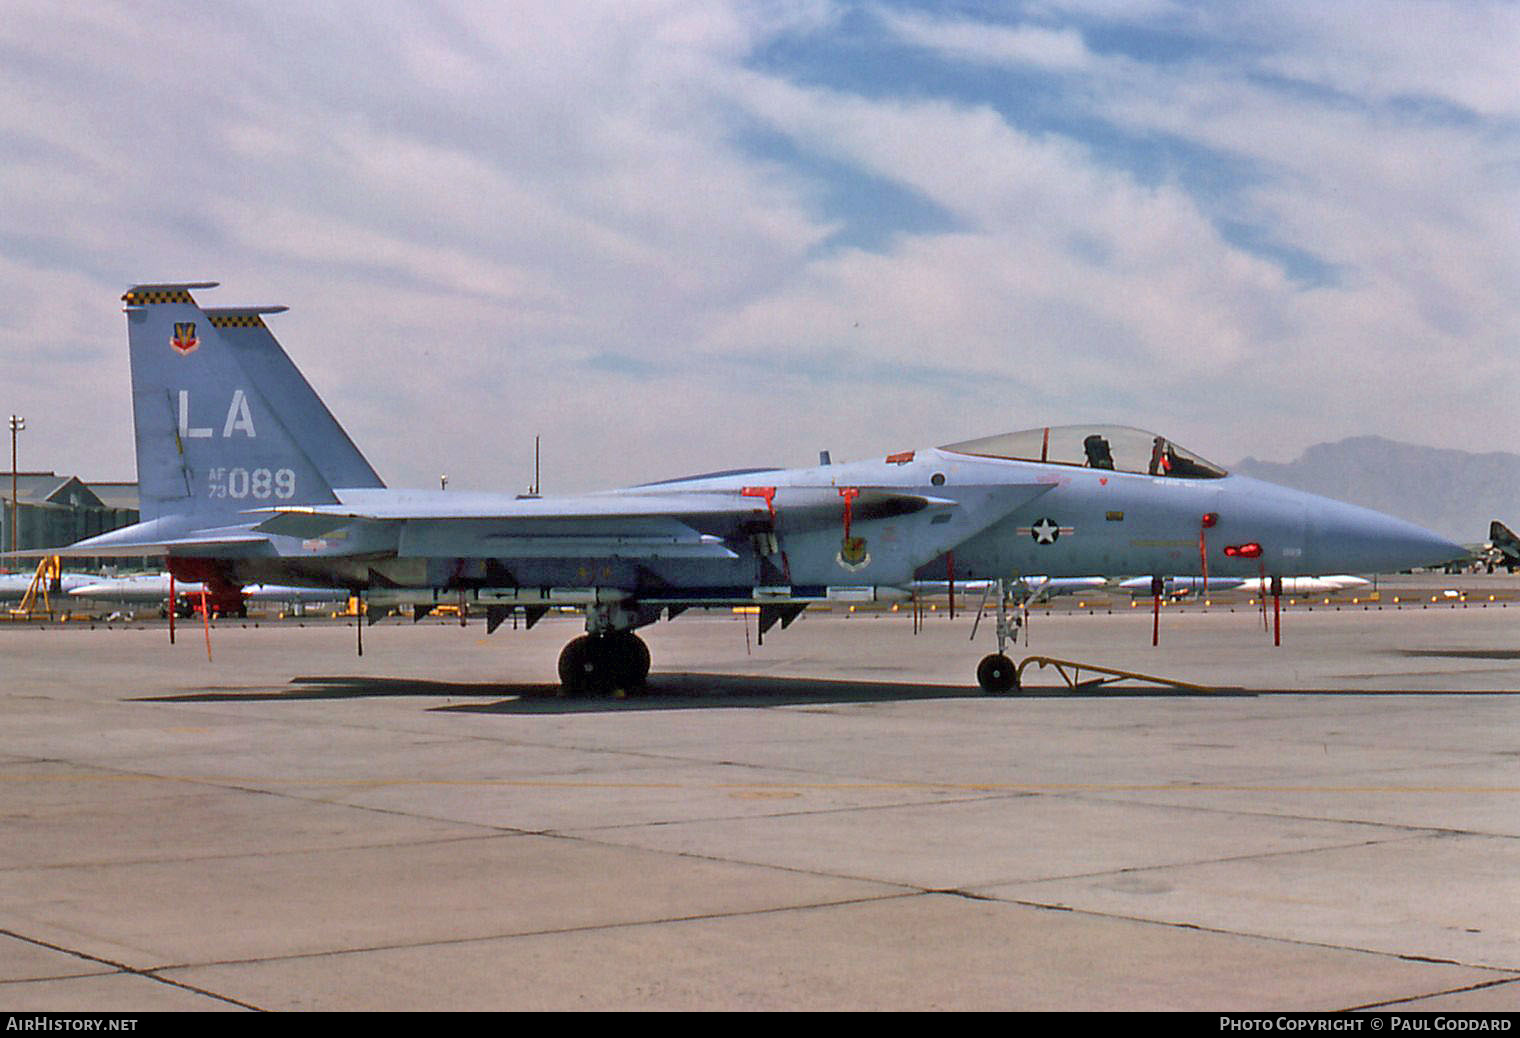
<box><xmin>68</xmin><ymin>573</ymin><xmax>345</xmax><ymax>615</ymax></box>
<box><xmin>1116</xmin><ymin>575</ymin><xmax>1371</xmax><ymax>598</ymax></box>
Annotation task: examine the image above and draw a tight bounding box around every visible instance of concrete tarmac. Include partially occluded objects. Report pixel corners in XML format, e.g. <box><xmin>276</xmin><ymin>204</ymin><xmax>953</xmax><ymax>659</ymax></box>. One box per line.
<box><xmin>2</xmin><ymin>589</ymin><xmax>1519</xmax><ymax>1011</ymax></box>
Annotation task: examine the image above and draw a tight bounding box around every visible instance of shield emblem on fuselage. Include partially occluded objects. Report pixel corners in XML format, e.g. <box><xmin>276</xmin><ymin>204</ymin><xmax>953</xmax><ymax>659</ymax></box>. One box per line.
<box><xmin>837</xmin><ymin>535</ymin><xmax>871</xmax><ymax>572</ymax></box>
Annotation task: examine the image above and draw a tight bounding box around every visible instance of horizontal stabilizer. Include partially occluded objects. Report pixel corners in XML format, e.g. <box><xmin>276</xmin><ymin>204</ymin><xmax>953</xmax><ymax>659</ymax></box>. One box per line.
<box><xmin>121</xmin><ymin>282</ymin><xmax>219</xmax><ymax>305</ymax></box>
<box><xmin>6</xmin><ymin>535</ymin><xmax>271</xmax><ymax>560</ymax></box>
<box><xmin>4</xmin><ymin>513</ymin><xmax>275</xmax><ymax>560</ymax></box>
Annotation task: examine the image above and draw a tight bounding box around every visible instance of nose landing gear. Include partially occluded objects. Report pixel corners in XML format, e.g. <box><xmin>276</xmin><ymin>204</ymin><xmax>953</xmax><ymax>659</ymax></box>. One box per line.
<box><xmin>976</xmin><ymin>651</ymin><xmax>1017</xmax><ymax>693</ymax></box>
<box><xmin>973</xmin><ymin>578</ymin><xmax>1022</xmax><ymax>694</ymax></box>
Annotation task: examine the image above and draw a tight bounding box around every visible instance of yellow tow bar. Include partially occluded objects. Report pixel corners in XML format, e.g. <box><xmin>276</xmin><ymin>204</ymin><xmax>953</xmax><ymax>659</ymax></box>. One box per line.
<box><xmin>1015</xmin><ymin>655</ymin><xmax>1221</xmax><ymax>694</ymax></box>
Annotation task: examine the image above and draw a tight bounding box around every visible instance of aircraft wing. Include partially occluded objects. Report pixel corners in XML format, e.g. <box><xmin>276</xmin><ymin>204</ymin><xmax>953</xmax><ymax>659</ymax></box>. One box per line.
<box><xmin>251</xmin><ymin>487</ymin><xmax>956</xmax><ymax>529</ymax></box>
<box><xmin>249</xmin><ymin>486</ymin><xmax>954</xmax><ymax>533</ymax></box>
<box><xmin>264</xmin><ymin>483</ymin><xmax>1051</xmax><ymax>571</ymax></box>
<box><xmin>243</xmin><ymin>486</ymin><xmax>971</xmax><ymax>564</ymax></box>
<box><xmin>19</xmin><ymin>482</ymin><xmax>1047</xmax><ymax>575</ymax></box>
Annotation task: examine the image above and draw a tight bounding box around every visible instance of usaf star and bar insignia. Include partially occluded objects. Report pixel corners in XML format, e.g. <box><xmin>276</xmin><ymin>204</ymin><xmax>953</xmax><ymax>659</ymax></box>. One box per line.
<box><xmin>1019</xmin><ymin>517</ymin><xmax>1074</xmax><ymax>545</ymax></box>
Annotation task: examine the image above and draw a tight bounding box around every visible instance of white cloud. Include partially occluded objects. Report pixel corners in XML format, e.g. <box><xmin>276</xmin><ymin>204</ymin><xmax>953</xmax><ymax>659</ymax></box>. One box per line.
<box><xmin>881</xmin><ymin>8</ymin><xmax>1095</xmax><ymax>71</ymax></box>
<box><xmin>0</xmin><ymin>0</ymin><xmax>1514</xmax><ymax>498</ymax></box>
<box><xmin>855</xmin><ymin>5</ymin><xmax>1518</xmax><ymax>461</ymax></box>
<box><xmin>1238</xmin><ymin>1</ymin><xmax>1520</xmax><ymax>117</ymax></box>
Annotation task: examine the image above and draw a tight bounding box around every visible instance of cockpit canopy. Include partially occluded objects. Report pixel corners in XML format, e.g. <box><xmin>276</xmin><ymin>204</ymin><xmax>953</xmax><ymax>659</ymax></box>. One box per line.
<box><xmin>939</xmin><ymin>425</ymin><xmax>1228</xmax><ymax>479</ymax></box>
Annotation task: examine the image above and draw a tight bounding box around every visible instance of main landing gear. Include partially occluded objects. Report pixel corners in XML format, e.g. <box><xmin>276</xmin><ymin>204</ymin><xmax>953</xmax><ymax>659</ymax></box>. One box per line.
<box><xmin>557</xmin><ymin>631</ymin><xmax>651</xmax><ymax>695</ymax></box>
<box><xmin>557</xmin><ymin>593</ymin><xmax>656</xmax><ymax>695</ymax></box>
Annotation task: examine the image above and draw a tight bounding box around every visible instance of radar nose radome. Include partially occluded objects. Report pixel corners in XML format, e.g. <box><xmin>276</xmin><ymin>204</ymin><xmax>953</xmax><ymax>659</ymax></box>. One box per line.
<box><xmin>1306</xmin><ymin>498</ymin><xmax>1464</xmax><ymax>574</ymax></box>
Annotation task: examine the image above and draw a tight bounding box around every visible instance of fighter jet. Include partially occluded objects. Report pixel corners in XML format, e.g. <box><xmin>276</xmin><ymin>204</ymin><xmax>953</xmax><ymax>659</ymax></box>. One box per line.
<box><xmin>1487</xmin><ymin>521</ymin><xmax>1520</xmax><ymax>572</ymax></box>
<box><xmin>30</xmin><ymin>283</ymin><xmax>1464</xmax><ymax>692</ymax></box>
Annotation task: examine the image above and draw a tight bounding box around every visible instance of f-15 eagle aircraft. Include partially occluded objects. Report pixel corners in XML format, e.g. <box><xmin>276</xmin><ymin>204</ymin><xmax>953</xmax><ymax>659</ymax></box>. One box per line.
<box><xmin>38</xmin><ymin>283</ymin><xmax>1463</xmax><ymax>693</ymax></box>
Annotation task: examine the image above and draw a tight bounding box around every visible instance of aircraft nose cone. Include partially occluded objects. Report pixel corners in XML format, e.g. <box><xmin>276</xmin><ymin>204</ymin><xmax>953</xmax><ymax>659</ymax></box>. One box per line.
<box><xmin>1308</xmin><ymin>501</ymin><xmax>1464</xmax><ymax>574</ymax></box>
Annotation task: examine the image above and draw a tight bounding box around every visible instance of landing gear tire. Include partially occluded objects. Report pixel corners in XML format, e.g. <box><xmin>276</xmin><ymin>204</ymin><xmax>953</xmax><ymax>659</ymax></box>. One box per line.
<box><xmin>558</xmin><ymin>635</ymin><xmax>608</xmax><ymax>695</ymax></box>
<box><xmin>606</xmin><ymin>631</ymin><xmax>651</xmax><ymax>689</ymax></box>
<box><xmin>977</xmin><ymin>653</ymin><xmax>1019</xmax><ymax>694</ymax></box>
<box><xmin>558</xmin><ymin>633</ymin><xmax>650</xmax><ymax>695</ymax></box>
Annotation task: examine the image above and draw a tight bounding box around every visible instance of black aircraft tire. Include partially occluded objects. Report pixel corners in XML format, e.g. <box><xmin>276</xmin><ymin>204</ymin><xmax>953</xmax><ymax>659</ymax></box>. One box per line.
<box><xmin>977</xmin><ymin>653</ymin><xmax>1019</xmax><ymax>694</ymax></box>
<box><xmin>557</xmin><ymin>633</ymin><xmax>650</xmax><ymax>695</ymax></box>
<box><xmin>557</xmin><ymin>636</ymin><xmax>587</xmax><ymax>694</ymax></box>
<box><xmin>558</xmin><ymin>636</ymin><xmax>610</xmax><ymax>695</ymax></box>
<box><xmin>608</xmin><ymin>632</ymin><xmax>651</xmax><ymax>689</ymax></box>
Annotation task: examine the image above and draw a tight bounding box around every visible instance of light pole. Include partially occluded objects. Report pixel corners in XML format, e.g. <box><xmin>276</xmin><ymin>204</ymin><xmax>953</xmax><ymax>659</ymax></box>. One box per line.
<box><xmin>8</xmin><ymin>415</ymin><xmax>23</xmax><ymax>556</ymax></box>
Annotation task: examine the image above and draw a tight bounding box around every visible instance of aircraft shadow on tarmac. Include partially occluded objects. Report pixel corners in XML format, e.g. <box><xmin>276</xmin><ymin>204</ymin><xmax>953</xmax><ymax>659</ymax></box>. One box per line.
<box><xmin>1398</xmin><ymin>648</ymin><xmax>1520</xmax><ymax>660</ymax></box>
<box><xmin>136</xmin><ymin>672</ymin><xmax>1253</xmax><ymax>713</ymax></box>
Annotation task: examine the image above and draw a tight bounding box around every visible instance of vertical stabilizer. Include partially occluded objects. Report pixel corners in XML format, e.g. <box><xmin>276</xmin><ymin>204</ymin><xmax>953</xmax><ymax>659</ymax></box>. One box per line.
<box><xmin>204</xmin><ymin>307</ymin><xmax>384</xmax><ymax>491</ymax></box>
<box><xmin>123</xmin><ymin>284</ymin><xmax>341</xmax><ymax>522</ymax></box>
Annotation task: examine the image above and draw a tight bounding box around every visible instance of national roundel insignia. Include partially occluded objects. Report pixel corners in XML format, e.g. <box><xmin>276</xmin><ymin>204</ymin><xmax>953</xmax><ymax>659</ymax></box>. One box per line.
<box><xmin>1021</xmin><ymin>517</ymin><xmax>1073</xmax><ymax>545</ymax></box>
<box><xmin>171</xmin><ymin>322</ymin><xmax>199</xmax><ymax>356</ymax></box>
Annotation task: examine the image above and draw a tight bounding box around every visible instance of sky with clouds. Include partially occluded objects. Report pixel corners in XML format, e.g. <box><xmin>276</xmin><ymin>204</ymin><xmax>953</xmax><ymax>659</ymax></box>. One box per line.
<box><xmin>1</xmin><ymin>0</ymin><xmax>1515</xmax><ymax>494</ymax></box>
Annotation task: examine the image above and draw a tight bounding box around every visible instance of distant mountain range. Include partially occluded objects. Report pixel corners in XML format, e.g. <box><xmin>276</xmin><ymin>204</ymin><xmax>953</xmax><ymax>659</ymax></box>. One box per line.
<box><xmin>1232</xmin><ymin>436</ymin><xmax>1519</xmax><ymax>545</ymax></box>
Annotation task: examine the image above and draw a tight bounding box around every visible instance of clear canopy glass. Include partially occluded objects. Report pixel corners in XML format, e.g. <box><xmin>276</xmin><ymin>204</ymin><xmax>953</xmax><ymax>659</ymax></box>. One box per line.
<box><xmin>940</xmin><ymin>425</ymin><xmax>1227</xmax><ymax>479</ymax></box>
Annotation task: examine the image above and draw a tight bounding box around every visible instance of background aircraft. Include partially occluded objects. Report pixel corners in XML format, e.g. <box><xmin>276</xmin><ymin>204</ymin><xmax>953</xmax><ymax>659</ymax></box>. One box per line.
<box><xmin>1116</xmin><ymin>575</ymin><xmax>1372</xmax><ymax>599</ymax></box>
<box><xmin>66</xmin><ymin>573</ymin><xmax>346</xmax><ymax>617</ymax></box>
<box><xmin>912</xmin><ymin>576</ymin><xmax>1108</xmax><ymax>602</ymax></box>
<box><xmin>27</xmin><ymin>284</ymin><xmax>1464</xmax><ymax>692</ymax></box>
<box><xmin>0</xmin><ymin>570</ymin><xmax>100</xmax><ymax>602</ymax></box>
<box><xmin>1486</xmin><ymin>520</ymin><xmax>1520</xmax><ymax>572</ymax></box>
